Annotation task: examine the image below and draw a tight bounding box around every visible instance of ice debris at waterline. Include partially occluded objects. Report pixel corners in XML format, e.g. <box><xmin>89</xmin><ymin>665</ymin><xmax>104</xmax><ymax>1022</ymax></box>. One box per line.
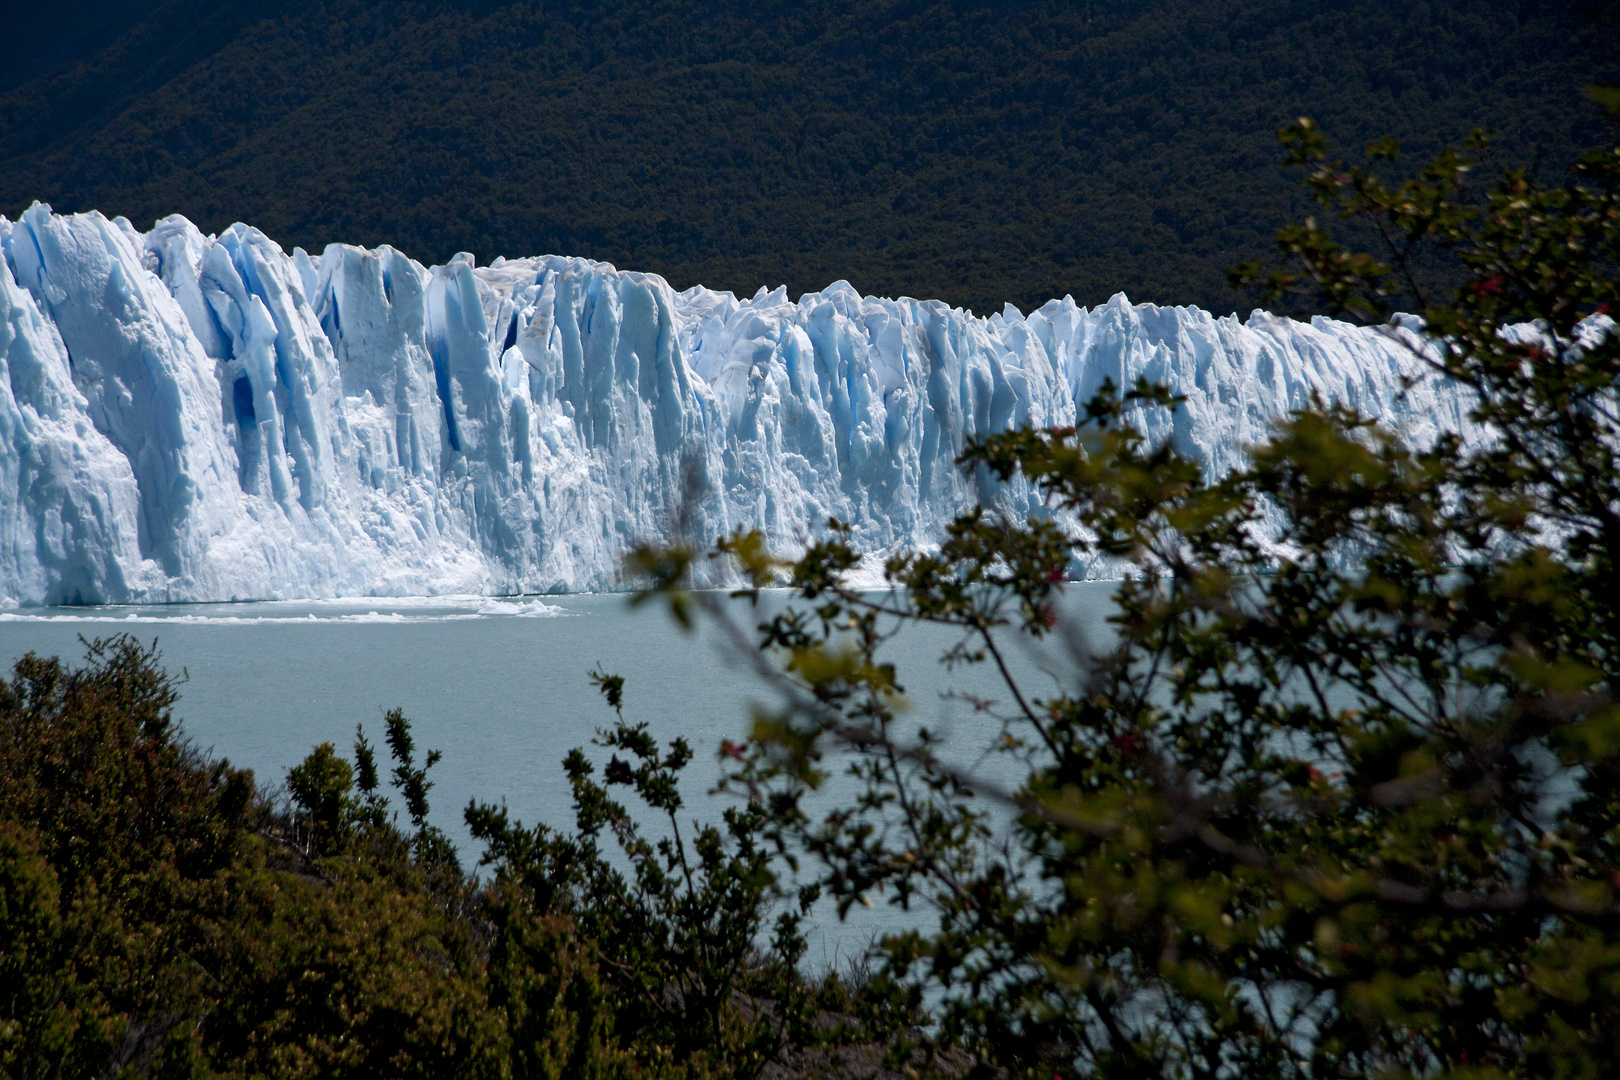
<box><xmin>0</xmin><ymin>205</ymin><xmax>1473</xmax><ymax>605</ymax></box>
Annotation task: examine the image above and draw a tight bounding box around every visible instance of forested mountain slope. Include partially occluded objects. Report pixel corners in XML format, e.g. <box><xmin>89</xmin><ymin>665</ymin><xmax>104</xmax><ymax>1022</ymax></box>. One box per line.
<box><xmin>2</xmin><ymin>0</ymin><xmax>1615</xmax><ymax>313</ymax></box>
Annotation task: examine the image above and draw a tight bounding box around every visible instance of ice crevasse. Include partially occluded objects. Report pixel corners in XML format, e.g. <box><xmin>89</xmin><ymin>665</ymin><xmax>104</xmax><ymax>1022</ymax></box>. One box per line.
<box><xmin>0</xmin><ymin>204</ymin><xmax>1474</xmax><ymax>605</ymax></box>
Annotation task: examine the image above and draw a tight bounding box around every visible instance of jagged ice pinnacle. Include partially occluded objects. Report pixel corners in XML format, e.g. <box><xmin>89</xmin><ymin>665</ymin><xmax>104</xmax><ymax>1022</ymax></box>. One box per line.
<box><xmin>0</xmin><ymin>205</ymin><xmax>1474</xmax><ymax>605</ymax></box>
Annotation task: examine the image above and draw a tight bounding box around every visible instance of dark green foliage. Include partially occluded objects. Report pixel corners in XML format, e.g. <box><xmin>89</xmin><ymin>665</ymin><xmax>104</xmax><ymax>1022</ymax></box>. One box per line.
<box><xmin>466</xmin><ymin>668</ymin><xmax>853</xmax><ymax>1078</ymax></box>
<box><xmin>286</xmin><ymin>741</ymin><xmax>355</xmax><ymax>853</ymax></box>
<box><xmin>1</xmin><ymin>0</ymin><xmax>1615</xmax><ymax>312</ymax></box>
<box><xmin>0</xmin><ymin>637</ymin><xmax>900</xmax><ymax>1078</ymax></box>
<box><xmin>0</xmin><ymin>636</ymin><xmax>498</xmax><ymax>1078</ymax></box>
<box><xmin>0</xmin><ymin>636</ymin><xmax>254</xmax><ymax>1076</ymax></box>
<box><xmin>643</xmin><ymin>116</ymin><xmax>1620</xmax><ymax>1077</ymax></box>
<box><xmin>381</xmin><ymin>706</ymin><xmax>461</xmax><ymax>871</ymax></box>
<box><xmin>349</xmin><ymin>721</ymin><xmax>390</xmax><ymax>828</ymax></box>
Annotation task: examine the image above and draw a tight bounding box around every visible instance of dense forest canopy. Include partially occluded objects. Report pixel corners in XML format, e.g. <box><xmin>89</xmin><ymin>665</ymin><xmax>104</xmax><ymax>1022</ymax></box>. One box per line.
<box><xmin>2</xmin><ymin>0</ymin><xmax>1615</xmax><ymax>312</ymax></box>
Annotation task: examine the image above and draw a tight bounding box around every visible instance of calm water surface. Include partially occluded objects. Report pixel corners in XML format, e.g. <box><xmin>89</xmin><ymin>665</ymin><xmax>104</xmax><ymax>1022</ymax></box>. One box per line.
<box><xmin>0</xmin><ymin>584</ymin><xmax>1117</xmax><ymax>962</ymax></box>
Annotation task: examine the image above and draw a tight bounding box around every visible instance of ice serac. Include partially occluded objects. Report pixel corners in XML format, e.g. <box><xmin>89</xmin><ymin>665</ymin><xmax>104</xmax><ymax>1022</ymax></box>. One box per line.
<box><xmin>0</xmin><ymin>205</ymin><xmax>1474</xmax><ymax>605</ymax></box>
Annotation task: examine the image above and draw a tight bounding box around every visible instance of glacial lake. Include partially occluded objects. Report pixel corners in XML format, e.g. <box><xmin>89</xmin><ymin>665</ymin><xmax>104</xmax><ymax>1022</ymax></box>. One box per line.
<box><xmin>0</xmin><ymin>583</ymin><xmax>1118</xmax><ymax>964</ymax></box>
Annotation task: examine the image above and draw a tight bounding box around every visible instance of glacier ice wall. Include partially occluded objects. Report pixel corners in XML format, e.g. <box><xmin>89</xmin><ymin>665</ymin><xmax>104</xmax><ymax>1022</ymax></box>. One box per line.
<box><xmin>0</xmin><ymin>204</ymin><xmax>1474</xmax><ymax>605</ymax></box>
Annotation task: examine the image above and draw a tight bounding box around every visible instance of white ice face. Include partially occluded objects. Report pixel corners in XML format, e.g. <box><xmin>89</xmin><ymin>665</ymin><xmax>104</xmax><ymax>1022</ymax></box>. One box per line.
<box><xmin>0</xmin><ymin>204</ymin><xmax>1474</xmax><ymax>605</ymax></box>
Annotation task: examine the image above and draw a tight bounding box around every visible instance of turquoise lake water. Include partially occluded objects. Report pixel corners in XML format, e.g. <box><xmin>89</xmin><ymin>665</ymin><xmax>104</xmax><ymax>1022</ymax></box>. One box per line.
<box><xmin>0</xmin><ymin>583</ymin><xmax>1117</xmax><ymax>963</ymax></box>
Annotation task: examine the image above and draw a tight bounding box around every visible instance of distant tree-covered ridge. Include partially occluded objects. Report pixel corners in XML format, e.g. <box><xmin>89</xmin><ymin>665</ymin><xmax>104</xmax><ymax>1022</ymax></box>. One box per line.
<box><xmin>2</xmin><ymin>0</ymin><xmax>1615</xmax><ymax>313</ymax></box>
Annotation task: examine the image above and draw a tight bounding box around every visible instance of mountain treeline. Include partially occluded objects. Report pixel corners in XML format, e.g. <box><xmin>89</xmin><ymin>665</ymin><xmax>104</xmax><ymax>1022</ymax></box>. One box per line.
<box><xmin>1</xmin><ymin>0</ymin><xmax>1615</xmax><ymax>313</ymax></box>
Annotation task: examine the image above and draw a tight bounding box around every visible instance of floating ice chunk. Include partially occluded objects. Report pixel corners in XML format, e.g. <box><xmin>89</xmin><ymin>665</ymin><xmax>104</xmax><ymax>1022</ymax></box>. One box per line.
<box><xmin>476</xmin><ymin>599</ymin><xmax>569</xmax><ymax>617</ymax></box>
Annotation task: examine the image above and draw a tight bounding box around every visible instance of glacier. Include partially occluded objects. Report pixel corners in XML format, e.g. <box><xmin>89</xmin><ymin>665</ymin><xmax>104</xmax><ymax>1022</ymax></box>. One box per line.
<box><xmin>0</xmin><ymin>203</ymin><xmax>1474</xmax><ymax>606</ymax></box>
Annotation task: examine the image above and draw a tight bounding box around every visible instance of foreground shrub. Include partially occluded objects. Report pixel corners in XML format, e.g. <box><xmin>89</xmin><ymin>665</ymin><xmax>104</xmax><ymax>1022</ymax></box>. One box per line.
<box><xmin>0</xmin><ymin>639</ymin><xmax>904</xmax><ymax>1079</ymax></box>
<box><xmin>639</xmin><ymin>107</ymin><xmax>1620</xmax><ymax>1078</ymax></box>
<box><xmin>0</xmin><ymin>637</ymin><xmax>497</xmax><ymax>1078</ymax></box>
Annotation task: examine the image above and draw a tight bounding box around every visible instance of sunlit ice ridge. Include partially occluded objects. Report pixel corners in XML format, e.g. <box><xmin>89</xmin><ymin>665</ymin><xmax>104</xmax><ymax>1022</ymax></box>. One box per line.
<box><xmin>0</xmin><ymin>204</ymin><xmax>1474</xmax><ymax>605</ymax></box>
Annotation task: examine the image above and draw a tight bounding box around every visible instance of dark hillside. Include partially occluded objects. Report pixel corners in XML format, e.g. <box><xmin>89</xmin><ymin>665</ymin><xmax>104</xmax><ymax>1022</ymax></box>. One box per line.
<box><xmin>2</xmin><ymin>0</ymin><xmax>1615</xmax><ymax>312</ymax></box>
